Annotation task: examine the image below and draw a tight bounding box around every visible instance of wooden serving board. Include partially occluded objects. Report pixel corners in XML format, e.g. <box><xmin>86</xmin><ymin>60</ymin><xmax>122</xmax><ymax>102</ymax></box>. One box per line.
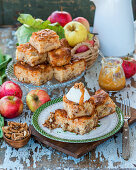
<box><xmin>29</xmin><ymin>103</ymin><xmax>136</xmax><ymax>159</ymax></box>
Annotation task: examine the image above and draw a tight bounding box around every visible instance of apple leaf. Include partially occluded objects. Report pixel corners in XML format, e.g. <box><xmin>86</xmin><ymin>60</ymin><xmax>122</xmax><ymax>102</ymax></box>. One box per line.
<box><xmin>48</xmin><ymin>22</ymin><xmax>65</xmax><ymax>39</ymax></box>
<box><xmin>16</xmin><ymin>14</ymin><xmax>65</xmax><ymax>44</ymax></box>
<box><xmin>0</xmin><ymin>51</ymin><xmax>12</xmax><ymax>85</ymax></box>
<box><xmin>17</xmin><ymin>14</ymin><xmax>36</xmax><ymax>27</ymax></box>
<box><xmin>16</xmin><ymin>25</ymin><xmax>39</xmax><ymax>44</ymax></box>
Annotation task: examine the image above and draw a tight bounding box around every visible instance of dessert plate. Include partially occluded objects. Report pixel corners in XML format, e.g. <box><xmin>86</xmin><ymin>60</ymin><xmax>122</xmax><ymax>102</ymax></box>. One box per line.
<box><xmin>6</xmin><ymin>61</ymin><xmax>85</xmax><ymax>90</ymax></box>
<box><xmin>32</xmin><ymin>97</ymin><xmax>124</xmax><ymax>143</ymax></box>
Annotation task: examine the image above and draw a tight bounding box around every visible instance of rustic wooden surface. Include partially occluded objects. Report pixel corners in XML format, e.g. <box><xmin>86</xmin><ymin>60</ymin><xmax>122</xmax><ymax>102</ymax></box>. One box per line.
<box><xmin>0</xmin><ymin>0</ymin><xmax>136</xmax><ymax>26</ymax></box>
<box><xmin>0</xmin><ymin>26</ymin><xmax>136</xmax><ymax>169</ymax></box>
<box><xmin>30</xmin><ymin>101</ymin><xmax>136</xmax><ymax>159</ymax></box>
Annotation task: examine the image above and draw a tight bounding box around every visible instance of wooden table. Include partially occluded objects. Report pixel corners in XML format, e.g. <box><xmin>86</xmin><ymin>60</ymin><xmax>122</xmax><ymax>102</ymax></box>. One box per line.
<box><xmin>0</xmin><ymin>27</ymin><xmax>136</xmax><ymax>169</ymax></box>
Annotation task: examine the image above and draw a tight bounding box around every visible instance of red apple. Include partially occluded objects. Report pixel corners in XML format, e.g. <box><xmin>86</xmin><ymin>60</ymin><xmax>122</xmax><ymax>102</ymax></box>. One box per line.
<box><xmin>86</xmin><ymin>39</ymin><xmax>94</xmax><ymax>46</ymax></box>
<box><xmin>122</xmin><ymin>56</ymin><xmax>136</xmax><ymax>78</ymax></box>
<box><xmin>76</xmin><ymin>45</ymin><xmax>89</xmax><ymax>53</ymax></box>
<box><xmin>47</xmin><ymin>15</ymin><xmax>51</xmax><ymax>21</ymax></box>
<box><xmin>0</xmin><ymin>96</ymin><xmax>23</xmax><ymax>118</ymax></box>
<box><xmin>0</xmin><ymin>81</ymin><xmax>22</xmax><ymax>99</ymax></box>
<box><xmin>73</xmin><ymin>17</ymin><xmax>90</xmax><ymax>32</ymax></box>
<box><xmin>26</xmin><ymin>90</ymin><xmax>51</xmax><ymax>112</ymax></box>
<box><xmin>0</xmin><ymin>87</ymin><xmax>4</xmax><ymax>99</ymax></box>
<box><xmin>50</xmin><ymin>11</ymin><xmax>72</xmax><ymax>27</ymax></box>
<box><xmin>75</xmin><ymin>40</ymin><xmax>94</xmax><ymax>53</ymax></box>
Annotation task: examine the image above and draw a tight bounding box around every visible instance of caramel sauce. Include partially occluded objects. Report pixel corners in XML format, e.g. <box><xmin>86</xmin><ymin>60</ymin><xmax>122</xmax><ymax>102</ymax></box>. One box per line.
<box><xmin>79</xmin><ymin>88</ymin><xmax>85</xmax><ymax>105</ymax></box>
<box><xmin>99</xmin><ymin>61</ymin><xmax>126</xmax><ymax>91</ymax></box>
<box><xmin>74</xmin><ymin>82</ymin><xmax>85</xmax><ymax>105</ymax></box>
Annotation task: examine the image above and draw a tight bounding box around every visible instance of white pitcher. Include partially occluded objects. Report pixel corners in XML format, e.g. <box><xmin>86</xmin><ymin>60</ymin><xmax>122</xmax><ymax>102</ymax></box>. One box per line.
<box><xmin>92</xmin><ymin>0</ymin><xmax>135</xmax><ymax>57</ymax></box>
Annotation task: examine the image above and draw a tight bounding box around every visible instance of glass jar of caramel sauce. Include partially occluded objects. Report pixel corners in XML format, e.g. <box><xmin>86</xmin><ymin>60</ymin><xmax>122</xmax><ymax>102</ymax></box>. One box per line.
<box><xmin>99</xmin><ymin>57</ymin><xmax>126</xmax><ymax>91</ymax></box>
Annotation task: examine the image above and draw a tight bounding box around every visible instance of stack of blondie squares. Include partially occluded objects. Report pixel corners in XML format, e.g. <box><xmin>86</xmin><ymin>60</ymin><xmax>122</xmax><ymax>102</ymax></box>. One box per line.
<box><xmin>14</xmin><ymin>29</ymin><xmax>86</xmax><ymax>85</ymax></box>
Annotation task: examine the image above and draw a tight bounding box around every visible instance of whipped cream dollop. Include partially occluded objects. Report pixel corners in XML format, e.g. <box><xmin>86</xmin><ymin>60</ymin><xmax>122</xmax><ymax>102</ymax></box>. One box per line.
<box><xmin>66</xmin><ymin>83</ymin><xmax>90</xmax><ymax>103</ymax></box>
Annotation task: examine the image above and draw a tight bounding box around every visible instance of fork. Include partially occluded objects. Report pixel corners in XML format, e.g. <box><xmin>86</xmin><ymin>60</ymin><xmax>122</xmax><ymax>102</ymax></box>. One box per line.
<box><xmin>121</xmin><ymin>99</ymin><xmax>131</xmax><ymax>160</ymax></box>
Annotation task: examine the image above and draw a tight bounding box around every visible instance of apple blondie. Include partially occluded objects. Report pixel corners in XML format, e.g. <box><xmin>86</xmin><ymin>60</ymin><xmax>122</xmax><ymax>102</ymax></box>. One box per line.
<box><xmin>48</xmin><ymin>47</ymin><xmax>71</xmax><ymax>66</ymax></box>
<box><xmin>14</xmin><ymin>62</ymin><xmax>53</xmax><ymax>86</ymax></box>
<box><xmin>63</xmin><ymin>96</ymin><xmax>95</xmax><ymax>119</ymax></box>
<box><xmin>29</xmin><ymin>29</ymin><xmax>60</xmax><ymax>53</ymax></box>
<box><xmin>54</xmin><ymin>59</ymin><xmax>86</xmax><ymax>82</ymax></box>
<box><xmin>16</xmin><ymin>42</ymin><xmax>47</xmax><ymax>66</ymax></box>
<box><xmin>43</xmin><ymin>109</ymin><xmax>98</xmax><ymax>135</ymax></box>
<box><xmin>91</xmin><ymin>89</ymin><xmax>116</xmax><ymax>119</ymax></box>
<box><xmin>63</xmin><ymin>82</ymin><xmax>95</xmax><ymax>118</ymax></box>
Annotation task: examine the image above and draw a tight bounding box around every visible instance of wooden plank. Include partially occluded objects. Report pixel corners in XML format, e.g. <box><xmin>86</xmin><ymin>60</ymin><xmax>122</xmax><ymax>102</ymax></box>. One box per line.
<box><xmin>29</xmin><ymin>103</ymin><xmax>136</xmax><ymax>159</ymax></box>
<box><xmin>0</xmin><ymin>0</ymin><xmax>4</xmax><ymax>25</ymax></box>
<box><xmin>1</xmin><ymin>0</ymin><xmax>136</xmax><ymax>26</ymax></box>
<box><xmin>2</xmin><ymin>0</ymin><xmax>94</xmax><ymax>25</ymax></box>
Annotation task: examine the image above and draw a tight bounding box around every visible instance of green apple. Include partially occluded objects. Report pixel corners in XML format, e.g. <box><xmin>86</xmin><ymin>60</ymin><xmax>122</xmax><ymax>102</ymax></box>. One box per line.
<box><xmin>26</xmin><ymin>90</ymin><xmax>50</xmax><ymax>112</ymax></box>
<box><xmin>64</xmin><ymin>21</ymin><xmax>88</xmax><ymax>47</ymax></box>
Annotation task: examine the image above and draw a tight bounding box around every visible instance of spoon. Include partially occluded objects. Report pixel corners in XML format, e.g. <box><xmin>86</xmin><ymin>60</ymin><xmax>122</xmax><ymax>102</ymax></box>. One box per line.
<box><xmin>99</xmin><ymin>50</ymin><xmax>106</xmax><ymax>61</ymax></box>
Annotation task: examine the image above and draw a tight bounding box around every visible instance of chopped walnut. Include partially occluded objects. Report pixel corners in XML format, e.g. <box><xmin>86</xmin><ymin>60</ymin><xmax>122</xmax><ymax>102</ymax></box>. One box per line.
<box><xmin>43</xmin><ymin>112</ymin><xmax>58</xmax><ymax>129</ymax></box>
<box><xmin>2</xmin><ymin>121</ymin><xmax>30</xmax><ymax>141</ymax></box>
<box><xmin>74</xmin><ymin>82</ymin><xmax>84</xmax><ymax>90</ymax></box>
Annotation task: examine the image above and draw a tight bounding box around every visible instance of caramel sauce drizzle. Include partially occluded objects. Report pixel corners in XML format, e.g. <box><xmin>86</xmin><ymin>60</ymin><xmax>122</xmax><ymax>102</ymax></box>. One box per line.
<box><xmin>74</xmin><ymin>82</ymin><xmax>85</xmax><ymax>105</ymax></box>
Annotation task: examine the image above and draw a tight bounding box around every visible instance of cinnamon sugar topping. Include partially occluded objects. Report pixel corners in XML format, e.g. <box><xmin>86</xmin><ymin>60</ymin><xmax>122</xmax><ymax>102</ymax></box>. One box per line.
<box><xmin>31</xmin><ymin>29</ymin><xmax>59</xmax><ymax>41</ymax></box>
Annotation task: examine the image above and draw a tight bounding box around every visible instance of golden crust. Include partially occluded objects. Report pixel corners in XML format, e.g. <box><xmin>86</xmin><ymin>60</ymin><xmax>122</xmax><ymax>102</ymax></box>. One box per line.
<box><xmin>54</xmin><ymin>59</ymin><xmax>86</xmax><ymax>82</ymax></box>
<box><xmin>16</xmin><ymin>43</ymin><xmax>47</xmax><ymax>66</ymax></box>
<box><xmin>63</xmin><ymin>95</ymin><xmax>95</xmax><ymax>119</ymax></box>
<box><xmin>48</xmin><ymin>47</ymin><xmax>71</xmax><ymax>66</ymax></box>
<box><xmin>91</xmin><ymin>89</ymin><xmax>116</xmax><ymax>119</ymax></box>
<box><xmin>29</xmin><ymin>29</ymin><xmax>60</xmax><ymax>53</ymax></box>
<box><xmin>43</xmin><ymin>109</ymin><xmax>98</xmax><ymax>135</ymax></box>
<box><xmin>97</xmin><ymin>110</ymin><xmax>115</xmax><ymax>119</ymax></box>
<box><xmin>14</xmin><ymin>61</ymin><xmax>50</xmax><ymax>72</ymax></box>
<box><xmin>91</xmin><ymin>89</ymin><xmax>109</xmax><ymax>106</ymax></box>
<box><xmin>54</xmin><ymin>59</ymin><xmax>86</xmax><ymax>71</ymax></box>
<box><xmin>54</xmin><ymin>109</ymin><xmax>98</xmax><ymax>135</ymax></box>
<box><xmin>55</xmin><ymin>109</ymin><xmax>96</xmax><ymax>121</ymax></box>
<box><xmin>30</xmin><ymin>29</ymin><xmax>59</xmax><ymax>42</ymax></box>
<box><xmin>14</xmin><ymin>62</ymin><xmax>53</xmax><ymax>86</ymax></box>
<box><xmin>17</xmin><ymin>42</ymin><xmax>37</xmax><ymax>53</ymax></box>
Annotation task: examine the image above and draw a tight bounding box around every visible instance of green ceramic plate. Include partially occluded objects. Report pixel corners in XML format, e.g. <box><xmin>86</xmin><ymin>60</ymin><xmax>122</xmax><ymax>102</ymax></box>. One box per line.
<box><xmin>32</xmin><ymin>97</ymin><xmax>124</xmax><ymax>143</ymax></box>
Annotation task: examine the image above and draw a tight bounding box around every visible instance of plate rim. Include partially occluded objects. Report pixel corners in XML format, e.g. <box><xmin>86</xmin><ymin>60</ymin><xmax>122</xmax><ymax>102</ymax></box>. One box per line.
<box><xmin>32</xmin><ymin>97</ymin><xmax>124</xmax><ymax>143</ymax></box>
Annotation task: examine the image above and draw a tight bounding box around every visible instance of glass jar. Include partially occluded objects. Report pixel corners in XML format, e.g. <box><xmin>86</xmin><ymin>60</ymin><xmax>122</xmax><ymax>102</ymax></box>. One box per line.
<box><xmin>99</xmin><ymin>57</ymin><xmax>126</xmax><ymax>91</ymax></box>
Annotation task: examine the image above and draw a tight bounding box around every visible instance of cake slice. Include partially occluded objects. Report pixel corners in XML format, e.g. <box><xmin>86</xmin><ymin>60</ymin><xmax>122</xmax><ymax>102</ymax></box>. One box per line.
<box><xmin>54</xmin><ymin>59</ymin><xmax>86</xmax><ymax>82</ymax></box>
<box><xmin>48</xmin><ymin>47</ymin><xmax>71</xmax><ymax>66</ymax></box>
<box><xmin>29</xmin><ymin>29</ymin><xmax>60</xmax><ymax>53</ymax></box>
<box><xmin>63</xmin><ymin>96</ymin><xmax>95</xmax><ymax>119</ymax></box>
<box><xmin>63</xmin><ymin>82</ymin><xmax>95</xmax><ymax>118</ymax></box>
<box><xmin>43</xmin><ymin>109</ymin><xmax>98</xmax><ymax>135</ymax></box>
<box><xmin>16</xmin><ymin>42</ymin><xmax>47</xmax><ymax>66</ymax></box>
<box><xmin>91</xmin><ymin>89</ymin><xmax>116</xmax><ymax>119</ymax></box>
<box><xmin>14</xmin><ymin>62</ymin><xmax>53</xmax><ymax>86</ymax></box>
